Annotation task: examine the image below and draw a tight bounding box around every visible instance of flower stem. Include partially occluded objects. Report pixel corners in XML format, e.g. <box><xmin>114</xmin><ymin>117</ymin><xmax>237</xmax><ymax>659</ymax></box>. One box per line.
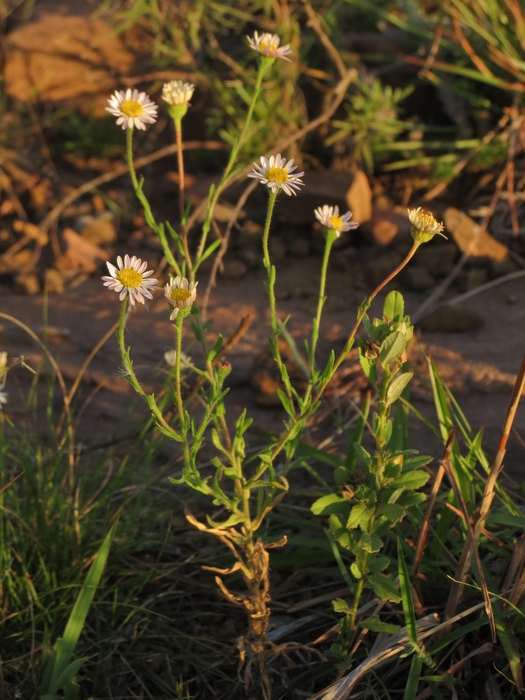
<box><xmin>195</xmin><ymin>60</ymin><xmax>269</xmax><ymax>266</ymax></box>
<box><xmin>174</xmin><ymin>117</ymin><xmax>193</xmax><ymax>275</ymax></box>
<box><xmin>174</xmin><ymin>313</ymin><xmax>185</xmax><ymax>426</ymax></box>
<box><xmin>309</xmin><ymin>228</ymin><xmax>337</xmax><ymax>374</ymax></box>
<box><xmin>126</xmin><ymin>128</ymin><xmax>139</xmax><ymax>190</ymax></box>
<box><xmin>118</xmin><ymin>299</ymin><xmax>181</xmax><ymax>441</ymax></box>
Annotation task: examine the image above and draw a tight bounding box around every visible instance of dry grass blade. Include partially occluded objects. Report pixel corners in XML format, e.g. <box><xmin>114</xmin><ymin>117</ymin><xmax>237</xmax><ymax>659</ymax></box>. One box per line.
<box><xmin>0</xmin><ymin>471</ymin><xmax>24</xmax><ymax>495</ymax></box>
<box><xmin>413</xmin><ymin>429</ymin><xmax>454</xmax><ymax>581</ymax></box>
<box><xmin>445</xmin><ymin>351</ymin><xmax>525</xmax><ymax>623</ymax></box>
<box><xmin>442</xmin><ymin>457</ymin><xmax>496</xmax><ymax>642</ymax></box>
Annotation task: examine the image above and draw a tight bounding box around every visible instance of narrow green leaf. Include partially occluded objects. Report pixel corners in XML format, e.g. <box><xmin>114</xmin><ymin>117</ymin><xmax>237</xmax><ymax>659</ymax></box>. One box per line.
<box><xmin>368</xmin><ymin>573</ymin><xmax>401</xmax><ymax>602</ymax></box>
<box><xmin>386</xmin><ymin>372</ymin><xmax>413</xmax><ymax>405</ymax></box>
<box><xmin>360</xmin><ymin>616</ymin><xmax>401</xmax><ymax>634</ymax></box>
<box><xmin>391</xmin><ymin>470</ymin><xmax>430</xmax><ymax>490</ymax></box>
<box><xmin>379</xmin><ymin>331</ymin><xmax>406</xmax><ymax>366</ymax></box>
<box><xmin>405</xmin><ymin>655</ymin><xmax>423</xmax><ymax>700</ymax></box>
<box><xmin>398</xmin><ymin>538</ymin><xmax>418</xmax><ymax>647</ymax></box>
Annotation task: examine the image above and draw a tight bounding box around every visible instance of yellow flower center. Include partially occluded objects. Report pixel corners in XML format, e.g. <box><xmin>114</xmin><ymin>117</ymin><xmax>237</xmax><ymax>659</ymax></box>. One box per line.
<box><xmin>120</xmin><ymin>100</ymin><xmax>145</xmax><ymax>117</ymax></box>
<box><xmin>329</xmin><ymin>215</ymin><xmax>344</xmax><ymax>230</ymax></box>
<box><xmin>170</xmin><ymin>288</ymin><xmax>192</xmax><ymax>305</ymax></box>
<box><xmin>418</xmin><ymin>213</ymin><xmax>437</xmax><ymax>230</ymax></box>
<box><xmin>266</xmin><ymin>166</ymin><xmax>289</xmax><ymax>185</ymax></box>
<box><xmin>260</xmin><ymin>40</ymin><xmax>278</xmax><ymax>55</ymax></box>
<box><xmin>117</xmin><ymin>268</ymin><xmax>143</xmax><ymax>288</ymax></box>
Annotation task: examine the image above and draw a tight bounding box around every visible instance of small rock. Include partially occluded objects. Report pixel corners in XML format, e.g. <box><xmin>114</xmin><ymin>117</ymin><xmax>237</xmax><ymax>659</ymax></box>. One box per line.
<box><xmin>57</xmin><ymin>228</ymin><xmax>106</xmax><ymax>273</ymax></box>
<box><xmin>269</xmin><ymin>237</ymin><xmax>287</xmax><ymax>261</ymax></box>
<box><xmin>345</xmin><ymin>169</ymin><xmax>373</xmax><ymax>223</ymax></box>
<box><xmin>444</xmin><ymin>208</ymin><xmax>509</xmax><ymax>261</ymax></box>
<box><xmin>457</xmin><ymin>267</ymin><xmax>487</xmax><ymax>292</ymax></box>
<box><xmin>5</xmin><ymin>15</ymin><xmax>134</xmax><ymax>113</ymax></box>
<box><xmin>402</xmin><ymin>265</ymin><xmax>435</xmax><ymax>291</ymax></box>
<box><xmin>360</xmin><ymin>209</ymin><xmax>410</xmax><ymax>247</ymax></box>
<box><xmin>288</xmin><ymin>237</ymin><xmax>310</xmax><ymax>257</ymax></box>
<box><xmin>14</xmin><ymin>273</ymin><xmax>40</xmax><ymax>295</ymax></box>
<box><xmin>363</xmin><ymin>251</ymin><xmax>403</xmax><ymax>288</ymax></box>
<box><xmin>44</xmin><ymin>268</ymin><xmax>65</xmax><ymax>294</ymax></box>
<box><xmin>242</xmin><ymin>220</ymin><xmax>263</xmax><ymax>237</ymax></box>
<box><xmin>220</xmin><ymin>257</ymin><xmax>248</xmax><ymax>279</ymax></box>
<box><xmin>419</xmin><ymin>304</ymin><xmax>485</xmax><ymax>333</ymax></box>
<box><xmin>416</xmin><ymin>244</ymin><xmax>457</xmax><ymax>277</ymax></box>
<box><xmin>236</xmin><ymin>245</ymin><xmax>262</xmax><ymax>269</ymax></box>
<box><xmin>79</xmin><ymin>215</ymin><xmax>117</xmax><ymax>246</ymax></box>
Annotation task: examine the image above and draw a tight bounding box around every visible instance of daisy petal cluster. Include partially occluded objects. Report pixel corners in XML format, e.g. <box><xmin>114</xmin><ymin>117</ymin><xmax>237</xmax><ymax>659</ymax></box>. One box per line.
<box><xmin>247</xmin><ymin>32</ymin><xmax>292</xmax><ymax>61</ymax></box>
<box><xmin>314</xmin><ymin>205</ymin><xmax>359</xmax><ymax>237</ymax></box>
<box><xmin>408</xmin><ymin>207</ymin><xmax>446</xmax><ymax>244</ymax></box>
<box><xmin>102</xmin><ymin>254</ymin><xmax>158</xmax><ymax>305</ymax></box>
<box><xmin>106</xmin><ymin>88</ymin><xmax>158</xmax><ymax>130</ymax></box>
<box><xmin>248</xmin><ymin>154</ymin><xmax>304</xmax><ymax>196</ymax></box>
<box><xmin>164</xmin><ymin>276</ymin><xmax>198</xmax><ymax>321</ymax></box>
<box><xmin>162</xmin><ymin>80</ymin><xmax>195</xmax><ymax>106</ymax></box>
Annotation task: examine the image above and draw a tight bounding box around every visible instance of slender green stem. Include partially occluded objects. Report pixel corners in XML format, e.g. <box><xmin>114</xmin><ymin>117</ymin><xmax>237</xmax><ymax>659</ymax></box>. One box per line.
<box><xmin>174</xmin><ymin>117</ymin><xmax>193</xmax><ymax>274</ymax></box>
<box><xmin>118</xmin><ymin>299</ymin><xmax>181</xmax><ymax>441</ymax></box>
<box><xmin>195</xmin><ymin>60</ymin><xmax>270</xmax><ymax>265</ymax></box>
<box><xmin>126</xmin><ymin>128</ymin><xmax>139</xmax><ymax>190</ymax></box>
<box><xmin>262</xmin><ymin>190</ymin><xmax>293</xmax><ymax>403</ymax></box>
<box><xmin>310</xmin><ymin>229</ymin><xmax>338</xmax><ymax>371</ymax></box>
<box><xmin>174</xmin><ymin>314</ymin><xmax>185</xmax><ymax>426</ymax></box>
<box><xmin>268</xmin><ymin>240</ymin><xmax>422</xmax><ymax>461</ymax></box>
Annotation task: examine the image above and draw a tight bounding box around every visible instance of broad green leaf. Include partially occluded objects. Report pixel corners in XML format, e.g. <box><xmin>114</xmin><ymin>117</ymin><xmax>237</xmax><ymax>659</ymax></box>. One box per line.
<box><xmin>311</xmin><ymin>493</ymin><xmax>347</xmax><ymax>515</ymax></box>
<box><xmin>333</xmin><ymin>598</ymin><xmax>352</xmax><ymax>614</ymax></box>
<box><xmin>386</xmin><ymin>372</ymin><xmax>413</xmax><ymax>405</ymax></box>
<box><xmin>391</xmin><ymin>470</ymin><xmax>430</xmax><ymax>490</ymax></box>
<box><xmin>276</xmin><ymin>389</ymin><xmax>295</xmax><ymax>417</ymax></box>
<box><xmin>368</xmin><ymin>555</ymin><xmax>390</xmax><ymax>573</ymax></box>
<box><xmin>347</xmin><ymin>503</ymin><xmax>373</xmax><ymax>530</ymax></box>
<box><xmin>383</xmin><ymin>290</ymin><xmax>404</xmax><ymax>322</ymax></box>
<box><xmin>403</xmin><ymin>454</ymin><xmax>433</xmax><ymax>471</ymax></box>
<box><xmin>350</xmin><ymin>562</ymin><xmax>362</xmax><ymax>579</ymax></box>
<box><xmin>360</xmin><ymin>533</ymin><xmax>383</xmax><ymax>553</ymax></box>
<box><xmin>379</xmin><ymin>331</ymin><xmax>406</xmax><ymax>366</ymax></box>
<box><xmin>368</xmin><ymin>573</ymin><xmax>401</xmax><ymax>602</ymax></box>
<box><xmin>378</xmin><ymin>502</ymin><xmax>406</xmax><ymax>523</ymax></box>
<box><xmin>360</xmin><ymin>615</ymin><xmax>401</xmax><ymax>634</ymax></box>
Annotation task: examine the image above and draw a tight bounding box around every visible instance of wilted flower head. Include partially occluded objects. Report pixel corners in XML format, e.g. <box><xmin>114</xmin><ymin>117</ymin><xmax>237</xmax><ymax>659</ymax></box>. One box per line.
<box><xmin>408</xmin><ymin>207</ymin><xmax>446</xmax><ymax>244</ymax></box>
<box><xmin>248</xmin><ymin>153</ymin><xmax>304</xmax><ymax>196</ymax></box>
<box><xmin>102</xmin><ymin>254</ymin><xmax>158</xmax><ymax>305</ymax></box>
<box><xmin>106</xmin><ymin>88</ymin><xmax>158</xmax><ymax>130</ymax></box>
<box><xmin>247</xmin><ymin>32</ymin><xmax>292</xmax><ymax>61</ymax></box>
<box><xmin>314</xmin><ymin>205</ymin><xmax>359</xmax><ymax>237</ymax></box>
<box><xmin>164</xmin><ymin>349</ymin><xmax>193</xmax><ymax>367</ymax></box>
<box><xmin>162</xmin><ymin>80</ymin><xmax>195</xmax><ymax>106</ymax></box>
<box><xmin>164</xmin><ymin>276</ymin><xmax>198</xmax><ymax>321</ymax></box>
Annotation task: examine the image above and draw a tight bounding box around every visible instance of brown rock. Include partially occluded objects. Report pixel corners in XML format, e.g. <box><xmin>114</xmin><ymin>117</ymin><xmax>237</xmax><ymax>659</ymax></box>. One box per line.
<box><xmin>4</xmin><ymin>15</ymin><xmax>133</xmax><ymax>112</ymax></box>
<box><xmin>44</xmin><ymin>268</ymin><xmax>65</xmax><ymax>294</ymax></box>
<box><xmin>419</xmin><ymin>304</ymin><xmax>485</xmax><ymax>333</ymax></box>
<box><xmin>363</xmin><ymin>250</ymin><xmax>403</xmax><ymax>288</ymax></box>
<box><xmin>444</xmin><ymin>208</ymin><xmax>509</xmax><ymax>262</ymax></box>
<box><xmin>80</xmin><ymin>216</ymin><xmax>117</xmax><ymax>246</ymax></box>
<box><xmin>281</xmin><ymin>169</ymin><xmax>372</xmax><ymax>226</ymax></box>
<box><xmin>220</xmin><ymin>257</ymin><xmax>248</xmax><ymax>279</ymax></box>
<box><xmin>402</xmin><ymin>266</ymin><xmax>435</xmax><ymax>292</ymax></box>
<box><xmin>14</xmin><ymin>273</ymin><xmax>40</xmax><ymax>295</ymax></box>
<box><xmin>249</xmin><ymin>338</ymin><xmax>307</xmax><ymax>407</ymax></box>
<box><xmin>57</xmin><ymin>228</ymin><xmax>106</xmax><ymax>273</ymax></box>
<box><xmin>457</xmin><ymin>267</ymin><xmax>488</xmax><ymax>293</ymax></box>
<box><xmin>360</xmin><ymin>209</ymin><xmax>410</xmax><ymax>247</ymax></box>
<box><xmin>288</xmin><ymin>237</ymin><xmax>310</xmax><ymax>257</ymax></box>
<box><xmin>416</xmin><ymin>244</ymin><xmax>457</xmax><ymax>277</ymax></box>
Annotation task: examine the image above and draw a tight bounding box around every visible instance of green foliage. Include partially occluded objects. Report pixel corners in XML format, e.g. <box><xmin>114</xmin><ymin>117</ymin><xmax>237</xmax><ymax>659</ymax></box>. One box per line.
<box><xmin>327</xmin><ymin>78</ymin><xmax>415</xmax><ymax>172</ymax></box>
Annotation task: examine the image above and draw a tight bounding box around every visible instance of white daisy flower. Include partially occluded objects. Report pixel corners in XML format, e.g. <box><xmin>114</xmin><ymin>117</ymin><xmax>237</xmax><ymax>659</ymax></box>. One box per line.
<box><xmin>164</xmin><ymin>276</ymin><xmax>198</xmax><ymax>320</ymax></box>
<box><xmin>162</xmin><ymin>80</ymin><xmax>195</xmax><ymax>106</ymax></box>
<box><xmin>314</xmin><ymin>205</ymin><xmax>359</xmax><ymax>237</ymax></box>
<box><xmin>248</xmin><ymin>153</ymin><xmax>304</xmax><ymax>196</ymax></box>
<box><xmin>408</xmin><ymin>207</ymin><xmax>446</xmax><ymax>243</ymax></box>
<box><xmin>0</xmin><ymin>389</ymin><xmax>7</xmax><ymax>410</ymax></box>
<box><xmin>106</xmin><ymin>88</ymin><xmax>158</xmax><ymax>130</ymax></box>
<box><xmin>102</xmin><ymin>254</ymin><xmax>158</xmax><ymax>305</ymax></box>
<box><xmin>247</xmin><ymin>32</ymin><xmax>292</xmax><ymax>61</ymax></box>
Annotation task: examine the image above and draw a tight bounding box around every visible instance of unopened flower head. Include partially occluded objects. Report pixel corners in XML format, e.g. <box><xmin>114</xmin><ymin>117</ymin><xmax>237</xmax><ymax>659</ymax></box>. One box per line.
<box><xmin>247</xmin><ymin>32</ymin><xmax>292</xmax><ymax>61</ymax></box>
<box><xmin>106</xmin><ymin>88</ymin><xmax>158</xmax><ymax>130</ymax></box>
<box><xmin>162</xmin><ymin>80</ymin><xmax>195</xmax><ymax>106</ymax></box>
<box><xmin>408</xmin><ymin>207</ymin><xmax>446</xmax><ymax>244</ymax></box>
<box><xmin>248</xmin><ymin>153</ymin><xmax>304</xmax><ymax>196</ymax></box>
<box><xmin>164</xmin><ymin>276</ymin><xmax>198</xmax><ymax>321</ymax></box>
<box><xmin>102</xmin><ymin>254</ymin><xmax>158</xmax><ymax>305</ymax></box>
<box><xmin>314</xmin><ymin>205</ymin><xmax>359</xmax><ymax>237</ymax></box>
